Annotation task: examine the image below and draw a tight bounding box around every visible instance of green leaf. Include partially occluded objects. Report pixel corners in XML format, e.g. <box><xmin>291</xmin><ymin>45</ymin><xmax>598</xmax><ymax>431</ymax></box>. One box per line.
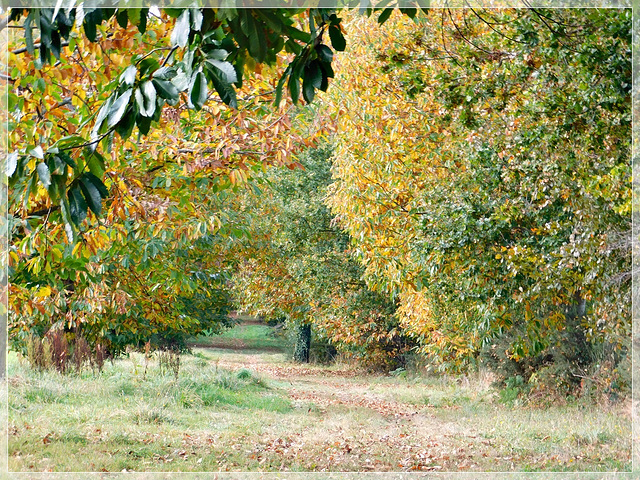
<box><xmin>57</xmin><ymin>151</ymin><xmax>76</xmax><ymax>169</ymax></box>
<box><xmin>303</xmin><ymin>61</ymin><xmax>323</xmax><ymax>103</ymax></box>
<box><xmin>137</xmin><ymin>81</ymin><xmax>157</xmax><ymax>117</ymax></box>
<box><xmin>116</xmin><ymin>9</ymin><xmax>128</xmax><ymax>29</ymax></box>
<box><xmin>206</xmin><ymin>49</ymin><xmax>229</xmax><ymax>61</ymax></box>
<box><xmin>6</xmin><ymin>152</ymin><xmax>18</xmax><ymax>177</ymax></box>
<box><xmin>191</xmin><ymin>8</ymin><xmax>203</xmax><ymax>31</ymax></box>
<box><xmin>289</xmin><ymin>75</ymin><xmax>301</xmax><ymax>104</ymax></box>
<box><xmin>116</xmin><ymin>107</ymin><xmax>137</xmax><ymax>140</ymax></box>
<box><xmin>316</xmin><ymin>44</ymin><xmax>333</xmax><ymax>63</ymax></box>
<box><xmin>329</xmin><ymin>25</ymin><xmax>346</xmax><ymax>51</ymax></box>
<box><xmin>138</xmin><ymin>57</ymin><xmax>161</xmax><ymax>77</ymax></box>
<box><xmin>275</xmin><ymin>67</ymin><xmax>290</xmax><ymax>107</ymax></box>
<box><xmin>48</xmin><ymin>174</ymin><xmax>65</xmax><ymax>203</ymax></box>
<box><xmin>152</xmin><ymin>78</ymin><xmax>180</xmax><ymax>101</ymax></box>
<box><xmin>189</xmin><ymin>71</ymin><xmax>208</xmax><ymax>110</ymax></box>
<box><xmin>138</xmin><ymin>9</ymin><xmax>148</xmax><ymax>34</ymax></box>
<box><xmin>120</xmin><ymin>65</ymin><xmax>137</xmax><ymax>86</ymax></box>
<box><xmin>378</xmin><ymin>7</ymin><xmax>394</xmax><ymax>24</ymax></box>
<box><xmin>36</xmin><ymin>161</ymin><xmax>51</xmax><ymax>188</ymax></box>
<box><xmin>318</xmin><ymin>59</ymin><xmax>335</xmax><ymax>80</ymax></box>
<box><xmin>53</xmin><ymin>135</ymin><xmax>86</xmax><ymax>151</ymax></box>
<box><xmin>171</xmin><ymin>70</ymin><xmax>190</xmax><ymax>92</ymax></box>
<box><xmin>128</xmin><ymin>8</ymin><xmax>141</xmax><ymax>26</ymax></box>
<box><xmin>68</xmin><ymin>185</ymin><xmax>88</xmax><ymax>226</ymax></box>
<box><xmin>92</xmin><ymin>96</ymin><xmax>114</xmax><ymax>142</ymax></box>
<box><xmin>24</xmin><ymin>12</ymin><xmax>35</xmax><ymax>55</ymax></box>
<box><xmin>209</xmin><ymin>68</ymin><xmax>237</xmax><ymax>108</ymax></box>
<box><xmin>83</xmin><ymin>9</ymin><xmax>103</xmax><ymax>44</ymax></box>
<box><xmin>152</xmin><ymin>66</ymin><xmax>177</xmax><ymax>81</ymax></box>
<box><xmin>399</xmin><ymin>7</ymin><xmax>418</xmax><ymax>19</ymax></box>
<box><xmin>303</xmin><ymin>80</ymin><xmax>315</xmax><ymax>103</ymax></box>
<box><xmin>107</xmin><ymin>89</ymin><xmax>133</xmax><ymax>128</ymax></box>
<box><xmin>50</xmin><ymin>154</ymin><xmax>67</xmax><ymax>175</ymax></box>
<box><xmin>79</xmin><ymin>173</ymin><xmax>106</xmax><ymax>216</ymax></box>
<box><xmin>50</xmin><ymin>30</ymin><xmax>62</xmax><ymax>59</ymax></box>
<box><xmin>256</xmin><ymin>10</ymin><xmax>284</xmax><ymax>34</ymax></box>
<box><xmin>285</xmin><ymin>25</ymin><xmax>311</xmax><ymax>43</ymax></box>
<box><xmin>84</xmin><ymin>172</ymin><xmax>109</xmax><ymax>198</ymax></box>
<box><xmin>206</xmin><ymin>59</ymin><xmax>237</xmax><ymax>84</ymax></box>
<box><xmin>86</xmin><ymin>151</ymin><xmax>105</xmax><ymax>178</ymax></box>
<box><xmin>60</xmin><ymin>197</ymin><xmax>77</xmax><ymax>243</ymax></box>
<box><xmin>136</xmin><ymin>113</ymin><xmax>153</xmax><ymax>135</ymax></box>
<box><xmin>244</xmin><ymin>14</ymin><xmax>266</xmax><ymax>62</ymax></box>
<box><xmin>171</xmin><ymin>10</ymin><xmax>190</xmax><ymax>48</ymax></box>
<box><xmin>29</xmin><ymin>145</ymin><xmax>44</xmax><ymax>159</ymax></box>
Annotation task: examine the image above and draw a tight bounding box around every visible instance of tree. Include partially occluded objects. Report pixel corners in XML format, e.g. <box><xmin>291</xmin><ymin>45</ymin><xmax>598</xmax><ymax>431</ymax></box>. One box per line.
<box><xmin>231</xmin><ymin>144</ymin><xmax>412</xmax><ymax>369</ymax></box>
<box><xmin>6</xmin><ymin>4</ymin><xmax>421</xmax><ymax>356</ymax></box>
<box><xmin>6</xmin><ymin>7</ymin><xmax>333</xmax><ymax>355</ymax></box>
<box><xmin>327</xmin><ymin>8</ymin><xmax>630</xmax><ymax>391</ymax></box>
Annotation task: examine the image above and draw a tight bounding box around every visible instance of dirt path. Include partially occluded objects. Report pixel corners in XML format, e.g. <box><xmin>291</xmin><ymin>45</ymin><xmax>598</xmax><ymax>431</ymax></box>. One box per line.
<box><xmin>215</xmin><ymin>353</ymin><xmax>424</xmax><ymax>417</ymax></box>
<box><xmin>189</xmin><ymin>325</ymin><xmax>631</xmax><ymax>472</ymax></box>
<box><xmin>197</xmin><ymin>349</ymin><xmax>496</xmax><ymax>471</ymax></box>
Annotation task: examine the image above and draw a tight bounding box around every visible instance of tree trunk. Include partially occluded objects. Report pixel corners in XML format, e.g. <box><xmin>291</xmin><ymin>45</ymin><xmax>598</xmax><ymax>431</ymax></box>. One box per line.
<box><xmin>293</xmin><ymin>323</ymin><xmax>311</xmax><ymax>363</ymax></box>
<box><xmin>565</xmin><ymin>290</ymin><xmax>587</xmax><ymax>321</ymax></box>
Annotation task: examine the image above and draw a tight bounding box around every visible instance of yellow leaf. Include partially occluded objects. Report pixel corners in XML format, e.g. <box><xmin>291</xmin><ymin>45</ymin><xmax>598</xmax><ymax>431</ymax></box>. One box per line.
<box><xmin>35</xmin><ymin>286</ymin><xmax>52</xmax><ymax>298</ymax></box>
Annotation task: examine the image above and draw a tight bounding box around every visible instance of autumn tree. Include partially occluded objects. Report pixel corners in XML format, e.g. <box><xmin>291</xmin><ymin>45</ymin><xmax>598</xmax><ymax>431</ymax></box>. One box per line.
<box><xmin>6</xmin><ymin>7</ymin><xmax>335</xmax><ymax>355</ymax></box>
<box><xmin>231</xmin><ymin>144</ymin><xmax>412</xmax><ymax>369</ymax></box>
<box><xmin>5</xmin><ymin>5</ymin><xmax>428</xmax><ymax>357</ymax></box>
<box><xmin>327</xmin><ymin>9</ymin><xmax>630</xmax><ymax>393</ymax></box>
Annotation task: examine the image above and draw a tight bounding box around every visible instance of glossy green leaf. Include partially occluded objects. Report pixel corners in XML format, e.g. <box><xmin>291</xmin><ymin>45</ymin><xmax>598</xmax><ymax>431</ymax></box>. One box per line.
<box><xmin>120</xmin><ymin>65</ymin><xmax>137</xmax><ymax>86</ymax></box>
<box><xmin>206</xmin><ymin>49</ymin><xmax>229</xmax><ymax>61</ymax></box>
<box><xmin>189</xmin><ymin>71</ymin><xmax>208</xmax><ymax>110</ymax></box>
<box><xmin>329</xmin><ymin>24</ymin><xmax>346</xmax><ymax>51</ymax></box>
<box><xmin>206</xmin><ymin>59</ymin><xmax>237</xmax><ymax>84</ymax></box>
<box><xmin>378</xmin><ymin>7</ymin><xmax>393</xmax><ymax>24</ymax></box>
<box><xmin>36</xmin><ymin>161</ymin><xmax>51</xmax><ymax>188</ymax></box>
<box><xmin>116</xmin><ymin>9</ymin><xmax>128</xmax><ymax>29</ymax></box>
<box><xmin>68</xmin><ymin>185</ymin><xmax>88</xmax><ymax>226</ymax></box>
<box><xmin>137</xmin><ymin>81</ymin><xmax>157</xmax><ymax>117</ymax></box>
<box><xmin>79</xmin><ymin>174</ymin><xmax>105</xmax><ymax>216</ymax></box>
<box><xmin>152</xmin><ymin>66</ymin><xmax>177</xmax><ymax>81</ymax></box>
<box><xmin>171</xmin><ymin>10</ymin><xmax>190</xmax><ymax>48</ymax></box>
<box><xmin>288</xmin><ymin>75</ymin><xmax>300</xmax><ymax>104</ymax></box>
<box><xmin>107</xmin><ymin>89</ymin><xmax>133</xmax><ymax>128</ymax></box>
<box><xmin>191</xmin><ymin>8</ymin><xmax>203</xmax><ymax>31</ymax></box>
<box><xmin>152</xmin><ymin>78</ymin><xmax>180</xmax><ymax>101</ymax></box>
<box><xmin>6</xmin><ymin>152</ymin><xmax>18</xmax><ymax>177</ymax></box>
<box><xmin>84</xmin><ymin>172</ymin><xmax>109</xmax><ymax>198</ymax></box>
<box><xmin>316</xmin><ymin>44</ymin><xmax>333</xmax><ymax>63</ymax></box>
<box><xmin>29</xmin><ymin>145</ymin><xmax>44</xmax><ymax>159</ymax></box>
<box><xmin>92</xmin><ymin>96</ymin><xmax>114</xmax><ymax>141</ymax></box>
<box><xmin>209</xmin><ymin>67</ymin><xmax>238</xmax><ymax>108</ymax></box>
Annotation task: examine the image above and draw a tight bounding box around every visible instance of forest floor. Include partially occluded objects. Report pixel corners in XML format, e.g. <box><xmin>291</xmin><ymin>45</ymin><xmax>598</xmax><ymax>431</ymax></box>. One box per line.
<box><xmin>8</xmin><ymin>320</ymin><xmax>632</xmax><ymax>473</ymax></box>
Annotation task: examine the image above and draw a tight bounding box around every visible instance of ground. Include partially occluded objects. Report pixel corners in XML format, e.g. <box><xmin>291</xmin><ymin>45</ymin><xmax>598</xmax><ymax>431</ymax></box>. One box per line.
<box><xmin>8</xmin><ymin>320</ymin><xmax>632</xmax><ymax>472</ymax></box>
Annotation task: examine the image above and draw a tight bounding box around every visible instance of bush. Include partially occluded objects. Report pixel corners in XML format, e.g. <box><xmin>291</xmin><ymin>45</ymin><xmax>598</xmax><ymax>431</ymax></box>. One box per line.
<box><xmin>480</xmin><ymin>317</ymin><xmax>630</xmax><ymax>403</ymax></box>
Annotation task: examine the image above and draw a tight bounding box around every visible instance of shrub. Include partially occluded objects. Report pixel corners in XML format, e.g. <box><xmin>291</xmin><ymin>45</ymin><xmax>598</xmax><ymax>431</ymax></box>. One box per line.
<box><xmin>480</xmin><ymin>317</ymin><xmax>630</xmax><ymax>402</ymax></box>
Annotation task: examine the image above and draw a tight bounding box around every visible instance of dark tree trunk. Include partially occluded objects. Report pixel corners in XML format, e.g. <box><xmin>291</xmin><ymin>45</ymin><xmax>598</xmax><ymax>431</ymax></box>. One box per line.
<box><xmin>565</xmin><ymin>291</ymin><xmax>587</xmax><ymax>321</ymax></box>
<box><xmin>293</xmin><ymin>323</ymin><xmax>311</xmax><ymax>363</ymax></box>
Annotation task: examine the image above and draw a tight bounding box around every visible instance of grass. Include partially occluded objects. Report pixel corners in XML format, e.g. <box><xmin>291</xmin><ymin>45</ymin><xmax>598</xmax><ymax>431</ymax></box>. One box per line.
<box><xmin>8</xmin><ymin>322</ymin><xmax>632</xmax><ymax>473</ymax></box>
<box><xmin>188</xmin><ymin>322</ymin><xmax>290</xmax><ymax>352</ymax></box>
<box><xmin>9</xmin><ymin>349</ymin><xmax>296</xmax><ymax>472</ymax></box>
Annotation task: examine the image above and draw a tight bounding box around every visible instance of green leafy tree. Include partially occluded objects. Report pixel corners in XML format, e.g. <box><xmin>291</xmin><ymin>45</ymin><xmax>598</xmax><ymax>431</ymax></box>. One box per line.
<box><xmin>327</xmin><ymin>9</ymin><xmax>630</xmax><ymax>391</ymax></box>
<box><xmin>232</xmin><ymin>144</ymin><xmax>412</xmax><ymax>369</ymax></box>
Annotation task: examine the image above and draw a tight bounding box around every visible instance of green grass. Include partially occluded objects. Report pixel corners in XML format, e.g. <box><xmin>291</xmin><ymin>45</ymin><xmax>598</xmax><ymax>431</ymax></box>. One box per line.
<box><xmin>8</xmin><ymin>327</ymin><xmax>632</xmax><ymax>473</ymax></box>
<box><xmin>8</xmin><ymin>349</ymin><xmax>296</xmax><ymax>472</ymax></box>
<box><xmin>189</xmin><ymin>322</ymin><xmax>290</xmax><ymax>352</ymax></box>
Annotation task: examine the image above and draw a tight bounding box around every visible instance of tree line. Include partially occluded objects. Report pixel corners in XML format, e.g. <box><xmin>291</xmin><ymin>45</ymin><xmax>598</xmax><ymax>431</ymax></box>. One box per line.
<box><xmin>6</xmin><ymin>6</ymin><xmax>630</xmax><ymax>400</ymax></box>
